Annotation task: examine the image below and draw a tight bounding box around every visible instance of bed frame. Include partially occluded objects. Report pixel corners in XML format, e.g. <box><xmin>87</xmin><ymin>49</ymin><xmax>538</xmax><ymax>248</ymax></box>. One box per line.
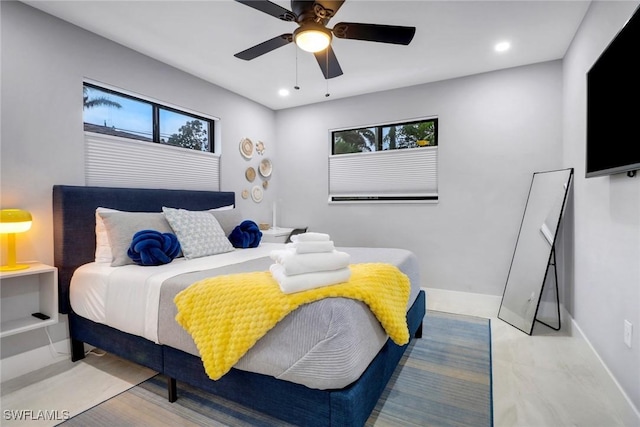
<box><xmin>53</xmin><ymin>185</ymin><xmax>426</xmax><ymax>426</ymax></box>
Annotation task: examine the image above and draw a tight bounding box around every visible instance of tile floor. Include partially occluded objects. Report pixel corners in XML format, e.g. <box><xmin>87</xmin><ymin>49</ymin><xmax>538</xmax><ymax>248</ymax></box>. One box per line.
<box><xmin>427</xmin><ymin>287</ymin><xmax>639</xmax><ymax>427</ymax></box>
<box><xmin>1</xmin><ymin>288</ymin><xmax>639</xmax><ymax>427</ymax></box>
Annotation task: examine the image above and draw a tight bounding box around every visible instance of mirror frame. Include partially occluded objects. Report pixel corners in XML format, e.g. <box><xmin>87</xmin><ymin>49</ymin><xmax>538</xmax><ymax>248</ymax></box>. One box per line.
<box><xmin>498</xmin><ymin>168</ymin><xmax>574</xmax><ymax>335</ymax></box>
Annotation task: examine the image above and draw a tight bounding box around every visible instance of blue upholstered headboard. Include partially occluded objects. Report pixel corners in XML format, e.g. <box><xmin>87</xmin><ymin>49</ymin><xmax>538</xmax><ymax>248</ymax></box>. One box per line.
<box><xmin>52</xmin><ymin>185</ymin><xmax>235</xmax><ymax>314</ymax></box>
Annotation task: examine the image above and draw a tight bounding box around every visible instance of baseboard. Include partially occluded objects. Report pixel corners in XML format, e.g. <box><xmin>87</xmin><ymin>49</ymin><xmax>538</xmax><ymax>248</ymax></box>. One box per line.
<box><xmin>423</xmin><ymin>287</ymin><xmax>501</xmax><ymax>318</ymax></box>
<box><xmin>569</xmin><ymin>313</ymin><xmax>640</xmax><ymax>424</ymax></box>
<box><xmin>0</xmin><ymin>338</ymin><xmax>70</xmax><ymax>383</ymax></box>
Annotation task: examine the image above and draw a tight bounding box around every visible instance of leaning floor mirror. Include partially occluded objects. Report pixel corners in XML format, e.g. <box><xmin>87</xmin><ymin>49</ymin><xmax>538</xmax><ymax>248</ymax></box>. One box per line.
<box><xmin>498</xmin><ymin>168</ymin><xmax>573</xmax><ymax>335</ymax></box>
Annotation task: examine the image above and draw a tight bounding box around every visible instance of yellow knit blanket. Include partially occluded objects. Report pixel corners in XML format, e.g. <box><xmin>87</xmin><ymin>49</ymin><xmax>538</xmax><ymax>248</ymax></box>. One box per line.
<box><xmin>174</xmin><ymin>263</ymin><xmax>410</xmax><ymax>380</ymax></box>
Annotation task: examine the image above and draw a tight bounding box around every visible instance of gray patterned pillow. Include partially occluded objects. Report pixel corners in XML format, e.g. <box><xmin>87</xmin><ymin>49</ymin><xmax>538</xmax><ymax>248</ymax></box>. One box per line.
<box><xmin>162</xmin><ymin>207</ymin><xmax>234</xmax><ymax>259</ymax></box>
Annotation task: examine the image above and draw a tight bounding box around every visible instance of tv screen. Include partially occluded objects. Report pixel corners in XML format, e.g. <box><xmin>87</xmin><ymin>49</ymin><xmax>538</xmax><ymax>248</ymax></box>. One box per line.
<box><xmin>586</xmin><ymin>5</ymin><xmax>640</xmax><ymax>178</ymax></box>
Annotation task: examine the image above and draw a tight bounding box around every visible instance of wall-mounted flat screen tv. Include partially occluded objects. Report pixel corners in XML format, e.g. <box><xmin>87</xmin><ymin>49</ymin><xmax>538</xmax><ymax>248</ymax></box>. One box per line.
<box><xmin>586</xmin><ymin>5</ymin><xmax>640</xmax><ymax>178</ymax></box>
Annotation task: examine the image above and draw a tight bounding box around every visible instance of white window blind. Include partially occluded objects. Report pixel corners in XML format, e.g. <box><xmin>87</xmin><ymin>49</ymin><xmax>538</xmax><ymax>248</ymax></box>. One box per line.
<box><xmin>85</xmin><ymin>132</ymin><xmax>220</xmax><ymax>191</ymax></box>
<box><xmin>329</xmin><ymin>146</ymin><xmax>437</xmax><ymax>202</ymax></box>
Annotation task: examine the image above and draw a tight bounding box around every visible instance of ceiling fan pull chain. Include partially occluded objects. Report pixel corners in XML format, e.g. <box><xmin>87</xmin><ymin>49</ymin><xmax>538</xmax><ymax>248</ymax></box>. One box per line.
<box><xmin>294</xmin><ymin>46</ymin><xmax>300</xmax><ymax>90</ymax></box>
<box><xmin>325</xmin><ymin>50</ymin><xmax>330</xmax><ymax>97</ymax></box>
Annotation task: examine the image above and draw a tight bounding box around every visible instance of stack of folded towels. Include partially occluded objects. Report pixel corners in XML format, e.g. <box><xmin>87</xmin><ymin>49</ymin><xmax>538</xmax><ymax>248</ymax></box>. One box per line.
<box><xmin>269</xmin><ymin>232</ymin><xmax>351</xmax><ymax>294</ymax></box>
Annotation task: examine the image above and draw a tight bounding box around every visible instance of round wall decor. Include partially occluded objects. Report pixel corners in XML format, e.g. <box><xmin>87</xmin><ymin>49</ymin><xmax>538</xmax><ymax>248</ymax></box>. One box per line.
<box><xmin>240</xmin><ymin>138</ymin><xmax>253</xmax><ymax>159</ymax></box>
<box><xmin>245</xmin><ymin>167</ymin><xmax>256</xmax><ymax>182</ymax></box>
<box><xmin>251</xmin><ymin>185</ymin><xmax>263</xmax><ymax>203</ymax></box>
<box><xmin>259</xmin><ymin>158</ymin><xmax>272</xmax><ymax>177</ymax></box>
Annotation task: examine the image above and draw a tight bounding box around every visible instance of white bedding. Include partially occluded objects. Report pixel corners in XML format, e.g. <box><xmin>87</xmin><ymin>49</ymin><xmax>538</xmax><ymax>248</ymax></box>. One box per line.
<box><xmin>70</xmin><ymin>243</ymin><xmax>284</xmax><ymax>343</ymax></box>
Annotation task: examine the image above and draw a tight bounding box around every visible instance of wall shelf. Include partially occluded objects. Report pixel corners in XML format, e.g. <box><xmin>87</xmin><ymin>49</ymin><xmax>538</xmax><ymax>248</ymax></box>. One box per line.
<box><xmin>0</xmin><ymin>262</ymin><xmax>58</xmax><ymax>338</ymax></box>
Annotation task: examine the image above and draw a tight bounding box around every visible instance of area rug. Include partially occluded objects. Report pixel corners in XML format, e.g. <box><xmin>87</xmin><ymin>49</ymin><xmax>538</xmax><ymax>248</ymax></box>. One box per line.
<box><xmin>60</xmin><ymin>310</ymin><xmax>492</xmax><ymax>426</ymax></box>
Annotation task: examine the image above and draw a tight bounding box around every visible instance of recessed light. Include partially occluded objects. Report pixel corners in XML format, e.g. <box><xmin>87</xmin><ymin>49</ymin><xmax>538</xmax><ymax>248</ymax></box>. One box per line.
<box><xmin>278</xmin><ymin>88</ymin><xmax>290</xmax><ymax>97</ymax></box>
<box><xmin>494</xmin><ymin>41</ymin><xmax>511</xmax><ymax>53</ymax></box>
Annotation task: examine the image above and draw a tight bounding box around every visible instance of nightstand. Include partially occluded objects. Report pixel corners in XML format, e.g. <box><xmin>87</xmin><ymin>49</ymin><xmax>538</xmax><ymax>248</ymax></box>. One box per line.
<box><xmin>0</xmin><ymin>262</ymin><xmax>58</xmax><ymax>338</ymax></box>
<box><xmin>261</xmin><ymin>227</ymin><xmax>294</xmax><ymax>244</ymax></box>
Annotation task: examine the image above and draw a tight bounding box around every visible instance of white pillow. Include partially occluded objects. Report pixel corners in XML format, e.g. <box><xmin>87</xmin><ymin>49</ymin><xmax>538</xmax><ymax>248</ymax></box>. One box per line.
<box><xmin>210</xmin><ymin>204</ymin><xmax>234</xmax><ymax>211</ymax></box>
<box><xmin>95</xmin><ymin>207</ymin><xmax>119</xmax><ymax>263</ymax></box>
<box><xmin>162</xmin><ymin>207</ymin><xmax>234</xmax><ymax>259</ymax></box>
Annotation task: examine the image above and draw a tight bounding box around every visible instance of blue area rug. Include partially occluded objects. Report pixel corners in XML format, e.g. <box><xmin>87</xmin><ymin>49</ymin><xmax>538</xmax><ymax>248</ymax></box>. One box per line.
<box><xmin>61</xmin><ymin>310</ymin><xmax>492</xmax><ymax>426</ymax></box>
<box><xmin>368</xmin><ymin>310</ymin><xmax>493</xmax><ymax>426</ymax></box>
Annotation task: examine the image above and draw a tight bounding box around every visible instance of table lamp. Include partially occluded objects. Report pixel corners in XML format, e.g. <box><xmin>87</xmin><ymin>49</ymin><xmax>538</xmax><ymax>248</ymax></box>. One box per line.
<box><xmin>0</xmin><ymin>209</ymin><xmax>33</xmax><ymax>271</ymax></box>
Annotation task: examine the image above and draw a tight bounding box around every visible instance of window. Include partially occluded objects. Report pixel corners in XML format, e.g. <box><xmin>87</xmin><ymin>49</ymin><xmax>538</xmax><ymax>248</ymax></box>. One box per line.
<box><xmin>329</xmin><ymin>117</ymin><xmax>438</xmax><ymax>203</ymax></box>
<box><xmin>332</xmin><ymin>118</ymin><xmax>437</xmax><ymax>154</ymax></box>
<box><xmin>83</xmin><ymin>82</ymin><xmax>213</xmax><ymax>152</ymax></box>
<box><xmin>83</xmin><ymin>82</ymin><xmax>220</xmax><ymax>191</ymax></box>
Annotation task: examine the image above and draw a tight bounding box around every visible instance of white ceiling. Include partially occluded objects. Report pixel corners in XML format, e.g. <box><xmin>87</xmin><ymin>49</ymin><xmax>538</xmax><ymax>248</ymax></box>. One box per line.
<box><xmin>23</xmin><ymin>0</ymin><xmax>591</xmax><ymax>111</ymax></box>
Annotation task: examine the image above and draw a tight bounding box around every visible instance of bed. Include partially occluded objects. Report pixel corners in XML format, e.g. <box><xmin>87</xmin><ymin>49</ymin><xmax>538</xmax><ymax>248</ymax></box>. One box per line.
<box><xmin>52</xmin><ymin>184</ymin><xmax>426</xmax><ymax>426</ymax></box>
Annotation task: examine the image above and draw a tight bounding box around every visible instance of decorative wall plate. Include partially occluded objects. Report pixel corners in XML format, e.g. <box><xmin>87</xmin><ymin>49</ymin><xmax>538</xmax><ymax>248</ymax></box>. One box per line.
<box><xmin>241</xmin><ymin>189</ymin><xmax>249</xmax><ymax>199</ymax></box>
<box><xmin>245</xmin><ymin>167</ymin><xmax>256</xmax><ymax>182</ymax></box>
<box><xmin>240</xmin><ymin>138</ymin><xmax>253</xmax><ymax>159</ymax></box>
<box><xmin>256</xmin><ymin>141</ymin><xmax>265</xmax><ymax>155</ymax></box>
<box><xmin>259</xmin><ymin>158</ymin><xmax>272</xmax><ymax>177</ymax></box>
<box><xmin>251</xmin><ymin>185</ymin><xmax>263</xmax><ymax>203</ymax></box>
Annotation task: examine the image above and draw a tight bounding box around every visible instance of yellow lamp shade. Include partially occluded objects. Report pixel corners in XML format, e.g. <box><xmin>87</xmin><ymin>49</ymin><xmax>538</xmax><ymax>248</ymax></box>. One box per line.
<box><xmin>0</xmin><ymin>209</ymin><xmax>32</xmax><ymax>233</ymax></box>
<box><xmin>0</xmin><ymin>209</ymin><xmax>32</xmax><ymax>271</ymax></box>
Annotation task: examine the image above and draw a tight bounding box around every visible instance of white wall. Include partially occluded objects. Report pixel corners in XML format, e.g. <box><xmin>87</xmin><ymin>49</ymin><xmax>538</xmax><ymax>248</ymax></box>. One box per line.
<box><xmin>275</xmin><ymin>61</ymin><xmax>563</xmax><ymax>296</ymax></box>
<box><xmin>5</xmin><ymin>2</ymin><xmax>636</xmax><ymax>412</ymax></box>
<box><xmin>0</xmin><ymin>2</ymin><xmax>277</xmax><ymax>359</ymax></box>
<box><xmin>562</xmin><ymin>0</ymin><xmax>640</xmax><ymax>411</ymax></box>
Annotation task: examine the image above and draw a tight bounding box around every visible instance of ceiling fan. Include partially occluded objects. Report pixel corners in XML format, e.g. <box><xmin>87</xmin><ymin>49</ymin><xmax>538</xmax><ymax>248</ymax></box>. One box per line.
<box><xmin>233</xmin><ymin>0</ymin><xmax>416</xmax><ymax>79</ymax></box>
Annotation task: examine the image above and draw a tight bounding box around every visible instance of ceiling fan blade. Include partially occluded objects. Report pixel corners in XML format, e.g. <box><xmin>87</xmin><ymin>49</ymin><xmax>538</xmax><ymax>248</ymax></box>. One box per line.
<box><xmin>234</xmin><ymin>34</ymin><xmax>293</xmax><ymax>60</ymax></box>
<box><xmin>332</xmin><ymin>22</ymin><xmax>416</xmax><ymax>45</ymax></box>
<box><xmin>313</xmin><ymin>45</ymin><xmax>343</xmax><ymax>79</ymax></box>
<box><xmin>235</xmin><ymin>0</ymin><xmax>296</xmax><ymax>21</ymax></box>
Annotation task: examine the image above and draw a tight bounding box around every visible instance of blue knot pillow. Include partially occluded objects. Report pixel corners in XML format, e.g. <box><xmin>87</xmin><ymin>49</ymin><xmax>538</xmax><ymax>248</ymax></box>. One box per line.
<box><xmin>228</xmin><ymin>220</ymin><xmax>262</xmax><ymax>249</ymax></box>
<box><xmin>127</xmin><ymin>230</ymin><xmax>181</xmax><ymax>266</ymax></box>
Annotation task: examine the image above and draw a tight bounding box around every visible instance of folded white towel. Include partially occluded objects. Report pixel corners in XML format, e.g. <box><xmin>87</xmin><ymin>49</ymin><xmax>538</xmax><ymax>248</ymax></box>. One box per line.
<box><xmin>270</xmin><ymin>263</ymin><xmax>351</xmax><ymax>294</ymax></box>
<box><xmin>290</xmin><ymin>232</ymin><xmax>330</xmax><ymax>242</ymax></box>
<box><xmin>270</xmin><ymin>249</ymin><xmax>351</xmax><ymax>276</ymax></box>
<box><xmin>286</xmin><ymin>240</ymin><xmax>335</xmax><ymax>254</ymax></box>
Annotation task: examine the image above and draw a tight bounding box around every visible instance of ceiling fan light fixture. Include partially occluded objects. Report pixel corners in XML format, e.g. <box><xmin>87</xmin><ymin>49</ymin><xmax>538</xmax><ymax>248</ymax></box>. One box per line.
<box><xmin>294</xmin><ymin>25</ymin><xmax>332</xmax><ymax>53</ymax></box>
